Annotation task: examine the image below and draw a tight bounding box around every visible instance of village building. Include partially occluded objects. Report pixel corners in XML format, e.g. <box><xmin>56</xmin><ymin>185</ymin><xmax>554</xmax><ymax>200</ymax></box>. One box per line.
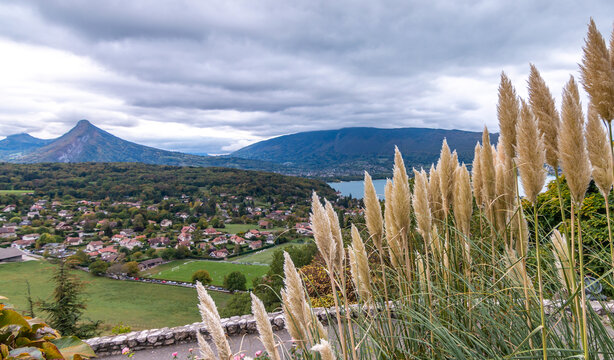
<box><xmin>0</xmin><ymin>247</ymin><xmax>24</xmax><ymax>263</ymax></box>
<box><xmin>86</xmin><ymin>241</ymin><xmax>104</xmax><ymax>252</ymax></box>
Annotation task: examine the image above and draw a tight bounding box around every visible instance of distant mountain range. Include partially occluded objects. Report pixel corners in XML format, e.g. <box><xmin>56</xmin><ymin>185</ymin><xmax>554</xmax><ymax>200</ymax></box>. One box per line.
<box><xmin>2</xmin><ymin>120</ymin><xmax>287</xmax><ymax>172</ymax></box>
<box><xmin>0</xmin><ymin>120</ymin><xmax>496</xmax><ymax>179</ymax></box>
<box><xmin>232</xmin><ymin>127</ymin><xmax>497</xmax><ymax>178</ymax></box>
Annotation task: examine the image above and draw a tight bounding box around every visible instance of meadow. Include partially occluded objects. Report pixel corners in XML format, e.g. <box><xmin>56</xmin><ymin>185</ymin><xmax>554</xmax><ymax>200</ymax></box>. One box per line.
<box><xmin>232</xmin><ymin>242</ymin><xmax>308</xmax><ymax>264</ymax></box>
<box><xmin>215</xmin><ymin>223</ymin><xmax>286</xmax><ymax>233</ymax></box>
<box><xmin>144</xmin><ymin>259</ymin><xmax>268</xmax><ymax>288</ymax></box>
<box><xmin>0</xmin><ymin>189</ymin><xmax>33</xmax><ymax>195</ymax></box>
<box><xmin>0</xmin><ymin>260</ymin><xmax>232</xmax><ymax>333</ymax></box>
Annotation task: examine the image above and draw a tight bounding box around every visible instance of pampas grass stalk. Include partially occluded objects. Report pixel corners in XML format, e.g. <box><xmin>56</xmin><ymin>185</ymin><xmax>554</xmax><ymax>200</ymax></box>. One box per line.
<box><xmin>586</xmin><ymin>103</ymin><xmax>614</xmax><ymax>268</ymax></box>
<box><xmin>196</xmin><ymin>331</ymin><xmax>216</xmax><ymax>360</ymax></box>
<box><xmin>312</xmin><ymin>339</ymin><xmax>335</xmax><ymax>360</ymax></box>
<box><xmin>516</xmin><ymin>98</ymin><xmax>548</xmax><ymax>358</ymax></box>
<box><xmin>197</xmin><ymin>284</ymin><xmax>232</xmax><ymax>360</ymax></box>
<box><xmin>251</xmin><ymin>293</ymin><xmax>281</xmax><ymax>360</ymax></box>
<box><xmin>498</xmin><ymin>72</ymin><xmax>520</xmax><ymax>160</ymax></box>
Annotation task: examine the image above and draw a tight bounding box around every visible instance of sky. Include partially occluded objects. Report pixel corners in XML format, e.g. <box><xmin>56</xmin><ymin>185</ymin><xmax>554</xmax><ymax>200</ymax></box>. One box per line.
<box><xmin>0</xmin><ymin>1</ymin><xmax>613</xmax><ymax>154</ymax></box>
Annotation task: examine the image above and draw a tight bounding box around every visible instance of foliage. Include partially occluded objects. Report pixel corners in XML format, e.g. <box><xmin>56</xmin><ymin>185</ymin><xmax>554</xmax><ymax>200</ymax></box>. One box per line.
<box><xmin>219</xmin><ymin>293</ymin><xmax>252</xmax><ymax>318</ymax></box>
<box><xmin>111</xmin><ymin>323</ymin><xmax>132</xmax><ymax>335</ymax></box>
<box><xmin>124</xmin><ymin>262</ymin><xmax>140</xmax><ymax>277</ymax></box>
<box><xmin>0</xmin><ymin>295</ymin><xmax>95</xmax><ymax>359</ymax></box>
<box><xmin>88</xmin><ymin>260</ymin><xmax>108</xmax><ymax>276</ymax></box>
<box><xmin>223</xmin><ymin>272</ymin><xmax>247</xmax><ymax>292</ymax></box>
<box><xmin>0</xmin><ymin>162</ymin><xmax>336</xmax><ymax>202</ymax></box>
<box><xmin>191</xmin><ymin>270</ymin><xmax>212</xmax><ymax>285</ymax></box>
<box><xmin>38</xmin><ymin>260</ymin><xmax>101</xmax><ymax>338</ymax></box>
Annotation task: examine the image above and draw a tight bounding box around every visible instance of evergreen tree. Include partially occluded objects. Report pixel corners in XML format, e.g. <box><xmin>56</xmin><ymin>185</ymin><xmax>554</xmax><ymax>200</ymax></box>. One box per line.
<box><xmin>39</xmin><ymin>259</ymin><xmax>101</xmax><ymax>338</ymax></box>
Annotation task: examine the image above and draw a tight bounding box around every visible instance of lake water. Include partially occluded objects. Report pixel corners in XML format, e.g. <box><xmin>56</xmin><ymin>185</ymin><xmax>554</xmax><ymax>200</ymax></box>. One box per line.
<box><xmin>328</xmin><ymin>175</ymin><xmax>556</xmax><ymax>200</ymax></box>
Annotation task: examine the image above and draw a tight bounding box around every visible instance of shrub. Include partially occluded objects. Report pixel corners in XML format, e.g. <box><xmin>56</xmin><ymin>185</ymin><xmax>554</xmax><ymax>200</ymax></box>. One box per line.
<box><xmin>88</xmin><ymin>260</ymin><xmax>109</xmax><ymax>276</ymax></box>
<box><xmin>223</xmin><ymin>271</ymin><xmax>246</xmax><ymax>291</ymax></box>
<box><xmin>191</xmin><ymin>269</ymin><xmax>212</xmax><ymax>285</ymax></box>
<box><xmin>0</xmin><ymin>295</ymin><xmax>95</xmax><ymax>359</ymax></box>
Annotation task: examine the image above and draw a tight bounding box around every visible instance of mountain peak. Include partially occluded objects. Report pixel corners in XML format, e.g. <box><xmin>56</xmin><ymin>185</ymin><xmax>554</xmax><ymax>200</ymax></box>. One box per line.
<box><xmin>75</xmin><ymin>119</ymin><xmax>94</xmax><ymax>128</ymax></box>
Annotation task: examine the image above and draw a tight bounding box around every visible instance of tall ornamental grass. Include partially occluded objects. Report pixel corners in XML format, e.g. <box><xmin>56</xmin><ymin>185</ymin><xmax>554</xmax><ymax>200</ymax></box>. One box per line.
<box><xmin>194</xmin><ymin>19</ymin><xmax>614</xmax><ymax>359</ymax></box>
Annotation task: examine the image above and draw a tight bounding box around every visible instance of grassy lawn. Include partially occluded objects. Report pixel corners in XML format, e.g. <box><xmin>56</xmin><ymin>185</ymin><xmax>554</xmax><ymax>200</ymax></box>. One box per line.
<box><xmin>0</xmin><ymin>260</ymin><xmax>233</xmax><ymax>334</ymax></box>
<box><xmin>232</xmin><ymin>242</ymin><xmax>308</xmax><ymax>264</ymax></box>
<box><xmin>145</xmin><ymin>259</ymin><xmax>268</xmax><ymax>287</ymax></box>
<box><xmin>215</xmin><ymin>223</ymin><xmax>286</xmax><ymax>234</ymax></box>
<box><xmin>0</xmin><ymin>190</ymin><xmax>34</xmax><ymax>195</ymax></box>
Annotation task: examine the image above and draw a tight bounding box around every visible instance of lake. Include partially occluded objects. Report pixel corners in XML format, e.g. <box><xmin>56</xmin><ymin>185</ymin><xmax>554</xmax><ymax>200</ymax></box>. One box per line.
<box><xmin>328</xmin><ymin>175</ymin><xmax>556</xmax><ymax>200</ymax></box>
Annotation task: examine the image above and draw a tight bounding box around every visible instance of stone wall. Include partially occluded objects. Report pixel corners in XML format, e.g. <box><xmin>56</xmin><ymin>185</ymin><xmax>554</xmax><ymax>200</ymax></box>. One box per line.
<box><xmin>86</xmin><ymin>300</ymin><xmax>614</xmax><ymax>356</ymax></box>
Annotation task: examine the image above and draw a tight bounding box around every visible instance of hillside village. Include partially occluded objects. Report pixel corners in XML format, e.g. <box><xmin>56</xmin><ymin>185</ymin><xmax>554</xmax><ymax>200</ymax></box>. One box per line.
<box><xmin>0</xmin><ymin>189</ymin><xmax>361</xmax><ymax>273</ymax></box>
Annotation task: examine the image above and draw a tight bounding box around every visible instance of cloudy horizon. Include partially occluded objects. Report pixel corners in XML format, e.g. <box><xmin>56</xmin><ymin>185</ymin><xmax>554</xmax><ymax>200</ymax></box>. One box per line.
<box><xmin>1</xmin><ymin>1</ymin><xmax>613</xmax><ymax>154</ymax></box>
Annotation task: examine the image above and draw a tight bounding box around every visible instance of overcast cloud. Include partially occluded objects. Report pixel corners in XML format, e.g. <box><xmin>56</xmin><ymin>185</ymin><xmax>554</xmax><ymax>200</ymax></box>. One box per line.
<box><xmin>0</xmin><ymin>1</ymin><xmax>612</xmax><ymax>154</ymax></box>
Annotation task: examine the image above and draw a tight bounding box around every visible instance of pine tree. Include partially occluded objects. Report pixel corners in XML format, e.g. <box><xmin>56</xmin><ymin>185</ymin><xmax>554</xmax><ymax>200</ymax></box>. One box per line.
<box><xmin>39</xmin><ymin>259</ymin><xmax>101</xmax><ymax>338</ymax></box>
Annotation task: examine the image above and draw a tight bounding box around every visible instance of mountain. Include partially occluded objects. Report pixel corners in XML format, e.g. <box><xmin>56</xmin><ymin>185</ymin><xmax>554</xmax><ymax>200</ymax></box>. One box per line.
<box><xmin>16</xmin><ymin>120</ymin><xmax>288</xmax><ymax>172</ymax></box>
<box><xmin>0</xmin><ymin>133</ymin><xmax>55</xmax><ymax>160</ymax></box>
<box><xmin>233</xmin><ymin>127</ymin><xmax>498</xmax><ymax>178</ymax></box>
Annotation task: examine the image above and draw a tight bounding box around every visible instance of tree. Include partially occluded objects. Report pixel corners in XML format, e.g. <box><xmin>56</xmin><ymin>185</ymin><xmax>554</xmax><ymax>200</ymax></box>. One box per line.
<box><xmin>89</xmin><ymin>260</ymin><xmax>109</xmax><ymax>276</ymax></box>
<box><xmin>132</xmin><ymin>214</ymin><xmax>145</xmax><ymax>232</ymax></box>
<box><xmin>124</xmin><ymin>261</ymin><xmax>140</xmax><ymax>277</ymax></box>
<box><xmin>220</xmin><ymin>293</ymin><xmax>252</xmax><ymax>318</ymax></box>
<box><xmin>224</xmin><ymin>271</ymin><xmax>247</xmax><ymax>291</ymax></box>
<box><xmin>39</xmin><ymin>259</ymin><xmax>101</xmax><ymax>338</ymax></box>
<box><xmin>191</xmin><ymin>269</ymin><xmax>212</xmax><ymax>285</ymax></box>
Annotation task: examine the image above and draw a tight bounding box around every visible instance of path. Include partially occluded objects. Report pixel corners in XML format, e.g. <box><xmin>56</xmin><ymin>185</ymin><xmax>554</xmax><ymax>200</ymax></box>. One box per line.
<box><xmin>99</xmin><ymin>330</ymin><xmax>292</xmax><ymax>359</ymax></box>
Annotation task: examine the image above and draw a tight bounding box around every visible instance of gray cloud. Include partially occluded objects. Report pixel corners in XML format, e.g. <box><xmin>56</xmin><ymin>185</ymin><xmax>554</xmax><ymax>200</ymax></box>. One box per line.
<box><xmin>0</xmin><ymin>0</ymin><xmax>613</xmax><ymax>153</ymax></box>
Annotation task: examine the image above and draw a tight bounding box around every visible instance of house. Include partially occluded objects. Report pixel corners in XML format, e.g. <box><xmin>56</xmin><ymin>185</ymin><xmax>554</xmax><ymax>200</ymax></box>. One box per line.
<box><xmin>22</xmin><ymin>233</ymin><xmax>40</xmax><ymax>241</ymax></box>
<box><xmin>27</xmin><ymin>211</ymin><xmax>40</xmax><ymax>218</ymax></box>
<box><xmin>120</xmin><ymin>229</ymin><xmax>135</xmax><ymax>236</ymax></box>
<box><xmin>0</xmin><ymin>248</ymin><xmax>24</xmax><ymax>263</ymax></box>
<box><xmin>119</xmin><ymin>238</ymin><xmax>141</xmax><ymax>250</ymax></box>
<box><xmin>112</xmin><ymin>234</ymin><xmax>126</xmax><ymax>242</ymax></box>
<box><xmin>230</xmin><ymin>235</ymin><xmax>246</xmax><ymax>245</ymax></box>
<box><xmin>211</xmin><ymin>248</ymin><xmax>229</xmax><ymax>258</ymax></box>
<box><xmin>0</xmin><ymin>227</ymin><xmax>16</xmax><ymax>238</ymax></box>
<box><xmin>2</xmin><ymin>205</ymin><xmax>16</xmax><ymax>212</ymax></box>
<box><xmin>65</xmin><ymin>237</ymin><xmax>83</xmax><ymax>246</ymax></box>
<box><xmin>86</xmin><ymin>241</ymin><xmax>104</xmax><ymax>252</ymax></box>
<box><xmin>138</xmin><ymin>258</ymin><xmax>164</xmax><ymax>271</ymax></box>
<box><xmin>295</xmin><ymin>222</ymin><xmax>313</xmax><ymax>235</ymax></box>
<box><xmin>176</xmin><ymin>240</ymin><xmax>191</xmax><ymax>249</ymax></box>
<box><xmin>244</xmin><ymin>229</ymin><xmax>260</xmax><ymax>239</ymax></box>
<box><xmin>181</xmin><ymin>225</ymin><xmax>195</xmax><ymax>233</ymax></box>
<box><xmin>203</xmin><ymin>228</ymin><xmax>221</xmax><ymax>236</ymax></box>
<box><xmin>212</xmin><ymin>236</ymin><xmax>228</xmax><ymax>245</ymax></box>
<box><xmin>249</xmin><ymin>240</ymin><xmax>263</xmax><ymax>250</ymax></box>
<box><xmin>148</xmin><ymin>237</ymin><xmax>170</xmax><ymax>248</ymax></box>
<box><xmin>12</xmin><ymin>239</ymin><xmax>35</xmax><ymax>249</ymax></box>
<box><xmin>55</xmin><ymin>222</ymin><xmax>72</xmax><ymax>231</ymax></box>
<box><xmin>178</xmin><ymin>232</ymin><xmax>193</xmax><ymax>243</ymax></box>
<box><xmin>160</xmin><ymin>219</ymin><xmax>172</xmax><ymax>227</ymax></box>
<box><xmin>258</xmin><ymin>220</ymin><xmax>272</xmax><ymax>229</ymax></box>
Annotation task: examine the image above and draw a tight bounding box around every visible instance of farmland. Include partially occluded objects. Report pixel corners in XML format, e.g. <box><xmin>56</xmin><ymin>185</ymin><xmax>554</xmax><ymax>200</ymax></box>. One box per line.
<box><xmin>0</xmin><ymin>260</ymin><xmax>232</xmax><ymax>334</ymax></box>
<box><xmin>144</xmin><ymin>259</ymin><xmax>269</xmax><ymax>288</ymax></box>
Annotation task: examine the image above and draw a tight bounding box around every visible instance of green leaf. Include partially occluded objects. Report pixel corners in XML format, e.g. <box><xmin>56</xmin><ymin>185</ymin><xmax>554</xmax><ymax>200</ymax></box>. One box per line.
<box><xmin>0</xmin><ymin>309</ymin><xmax>30</xmax><ymax>330</ymax></box>
<box><xmin>8</xmin><ymin>346</ymin><xmax>43</xmax><ymax>359</ymax></box>
<box><xmin>41</xmin><ymin>342</ymin><xmax>64</xmax><ymax>359</ymax></box>
<box><xmin>49</xmin><ymin>336</ymin><xmax>96</xmax><ymax>359</ymax></box>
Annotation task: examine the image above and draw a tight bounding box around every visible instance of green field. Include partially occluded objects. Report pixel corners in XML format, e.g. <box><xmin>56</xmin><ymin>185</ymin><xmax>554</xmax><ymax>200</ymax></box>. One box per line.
<box><xmin>232</xmin><ymin>242</ymin><xmax>308</xmax><ymax>264</ymax></box>
<box><xmin>0</xmin><ymin>190</ymin><xmax>34</xmax><ymax>195</ymax></box>
<box><xmin>215</xmin><ymin>223</ymin><xmax>286</xmax><ymax>234</ymax></box>
<box><xmin>0</xmin><ymin>260</ymin><xmax>232</xmax><ymax>333</ymax></box>
<box><xmin>145</xmin><ymin>259</ymin><xmax>268</xmax><ymax>287</ymax></box>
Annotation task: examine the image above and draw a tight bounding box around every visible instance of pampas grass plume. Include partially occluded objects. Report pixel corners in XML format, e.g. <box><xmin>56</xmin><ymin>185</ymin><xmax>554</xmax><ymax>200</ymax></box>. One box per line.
<box><xmin>428</xmin><ymin>164</ymin><xmax>444</xmax><ymax>224</ymax></box>
<box><xmin>364</xmin><ymin>171</ymin><xmax>384</xmax><ymax>249</ymax></box>
<box><xmin>480</xmin><ymin>127</ymin><xmax>496</xmax><ymax>208</ymax></box>
<box><xmin>559</xmin><ymin>75</ymin><xmax>591</xmax><ymax>205</ymax></box>
<box><xmin>580</xmin><ymin>18</ymin><xmax>614</xmax><ymax>122</ymax></box>
<box><xmin>528</xmin><ymin>64</ymin><xmax>561</xmax><ymax>169</ymax></box>
<box><xmin>516</xmin><ymin>99</ymin><xmax>546</xmax><ymax>204</ymax></box>
<box><xmin>391</xmin><ymin>147</ymin><xmax>412</xmax><ymax>236</ymax></box>
<box><xmin>453</xmin><ymin>164</ymin><xmax>472</xmax><ymax>237</ymax></box>
<box><xmin>412</xmin><ymin>168</ymin><xmax>432</xmax><ymax>241</ymax></box>
<box><xmin>437</xmin><ymin>139</ymin><xmax>455</xmax><ymax>216</ymax></box>
<box><xmin>251</xmin><ymin>293</ymin><xmax>281</xmax><ymax>360</ymax></box>
<box><xmin>196</xmin><ymin>331</ymin><xmax>216</xmax><ymax>360</ymax></box>
<box><xmin>498</xmin><ymin>72</ymin><xmax>520</xmax><ymax>160</ymax></box>
<box><xmin>311</xmin><ymin>339</ymin><xmax>335</xmax><ymax>360</ymax></box>
<box><xmin>310</xmin><ymin>192</ymin><xmax>336</xmax><ymax>268</ymax></box>
<box><xmin>349</xmin><ymin>224</ymin><xmax>373</xmax><ymax>303</ymax></box>
<box><xmin>585</xmin><ymin>103</ymin><xmax>613</xmax><ymax>197</ymax></box>
<box><xmin>324</xmin><ymin>199</ymin><xmax>345</xmax><ymax>272</ymax></box>
<box><xmin>472</xmin><ymin>142</ymin><xmax>483</xmax><ymax>207</ymax></box>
